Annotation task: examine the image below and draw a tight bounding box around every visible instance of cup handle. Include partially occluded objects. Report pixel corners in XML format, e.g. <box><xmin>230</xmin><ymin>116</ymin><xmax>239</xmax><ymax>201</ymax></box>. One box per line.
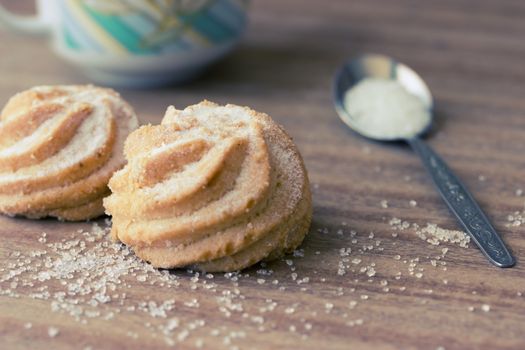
<box><xmin>0</xmin><ymin>3</ymin><xmax>49</xmax><ymax>35</ymax></box>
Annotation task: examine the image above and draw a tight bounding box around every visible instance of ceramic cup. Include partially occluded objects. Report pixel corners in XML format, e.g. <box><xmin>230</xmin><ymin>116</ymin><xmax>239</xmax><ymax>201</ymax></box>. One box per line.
<box><xmin>0</xmin><ymin>0</ymin><xmax>248</xmax><ymax>87</ymax></box>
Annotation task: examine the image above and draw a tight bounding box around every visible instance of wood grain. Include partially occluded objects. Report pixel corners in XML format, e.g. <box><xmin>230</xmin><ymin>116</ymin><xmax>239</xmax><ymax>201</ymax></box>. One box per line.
<box><xmin>1</xmin><ymin>0</ymin><xmax>525</xmax><ymax>349</ymax></box>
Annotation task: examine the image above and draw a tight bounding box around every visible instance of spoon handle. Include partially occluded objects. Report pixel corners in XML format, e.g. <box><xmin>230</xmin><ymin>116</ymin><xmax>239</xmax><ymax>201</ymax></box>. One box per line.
<box><xmin>407</xmin><ymin>137</ymin><xmax>515</xmax><ymax>268</ymax></box>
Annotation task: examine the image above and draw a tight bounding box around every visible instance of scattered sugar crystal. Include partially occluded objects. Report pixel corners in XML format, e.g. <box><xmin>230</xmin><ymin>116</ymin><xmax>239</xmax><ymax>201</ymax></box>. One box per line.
<box><xmin>506</xmin><ymin>206</ymin><xmax>525</xmax><ymax>227</ymax></box>
<box><xmin>136</xmin><ymin>275</ymin><xmax>147</xmax><ymax>282</ymax></box>
<box><xmin>48</xmin><ymin>327</ymin><xmax>59</xmax><ymax>338</ymax></box>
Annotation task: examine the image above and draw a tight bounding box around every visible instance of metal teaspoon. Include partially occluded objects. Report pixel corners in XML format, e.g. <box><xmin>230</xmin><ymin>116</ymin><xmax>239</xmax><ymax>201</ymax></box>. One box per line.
<box><xmin>334</xmin><ymin>53</ymin><xmax>515</xmax><ymax>268</ymax></box>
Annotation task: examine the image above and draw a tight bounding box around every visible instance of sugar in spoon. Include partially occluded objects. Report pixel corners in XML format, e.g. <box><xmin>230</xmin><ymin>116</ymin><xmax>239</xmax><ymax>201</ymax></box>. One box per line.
<box><xmin>334</xmin><ymin>53</ymin><xmax>515</xmax><ymax>268</ymax></box>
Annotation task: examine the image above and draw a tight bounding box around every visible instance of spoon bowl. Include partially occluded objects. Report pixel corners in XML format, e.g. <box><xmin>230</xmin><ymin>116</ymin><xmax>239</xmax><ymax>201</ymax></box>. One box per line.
<box><xmin>333</xmin><ymin>53</ymin><xmax>515</xmax><ymax>268</ymax></box>
<box><xmin>334</xmin><ymin>53</ymin><xmax>433</xmax><ymax>141</ymax></box>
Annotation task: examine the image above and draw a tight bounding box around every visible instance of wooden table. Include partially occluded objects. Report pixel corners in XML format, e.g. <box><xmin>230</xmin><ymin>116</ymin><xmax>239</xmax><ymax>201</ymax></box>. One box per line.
<box><xmin>1</xmin><ymin>1</ymin><xmax>525</xmax><ymax>349</ymax></box>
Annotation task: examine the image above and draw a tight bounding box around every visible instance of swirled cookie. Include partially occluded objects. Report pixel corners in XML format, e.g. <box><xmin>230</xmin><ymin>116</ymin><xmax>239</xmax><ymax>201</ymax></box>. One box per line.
<box><xmin>104</xmin><ymin>101</ymin><xmax>312</xmax><ymax>272</ymax></box>
<box><xmin>0</xmin><ymin>85</ymin><xmax>139</xmax><ymax>220</ymax></box>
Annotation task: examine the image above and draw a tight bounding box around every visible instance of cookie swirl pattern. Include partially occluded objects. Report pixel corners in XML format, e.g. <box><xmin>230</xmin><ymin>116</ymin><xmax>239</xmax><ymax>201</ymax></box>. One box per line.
<box><xmin>104</xmin><ymin>101</ymin><xmax>312</xmax><ymax>272</ymax></box>
<box><xmin>0</xmin><ymin>85</ymin><xmax>138</xmax><ymax>220</ymax></box>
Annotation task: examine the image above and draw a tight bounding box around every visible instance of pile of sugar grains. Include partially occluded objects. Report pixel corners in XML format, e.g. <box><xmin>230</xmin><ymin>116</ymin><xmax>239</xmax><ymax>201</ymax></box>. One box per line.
<box><xmin>3</xmin><ymin>220</ymin><xmax>305</xmax><ymax>347</ymax></box>
<box><xmin>3</xmin><ymin>219</ymin><xmax>356</xmax><ymax>347</ymax></box>
<box><xmin>388</xmin><ymin>217</ymin><xmax>470</xmax><ymax>248</ymax></box>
